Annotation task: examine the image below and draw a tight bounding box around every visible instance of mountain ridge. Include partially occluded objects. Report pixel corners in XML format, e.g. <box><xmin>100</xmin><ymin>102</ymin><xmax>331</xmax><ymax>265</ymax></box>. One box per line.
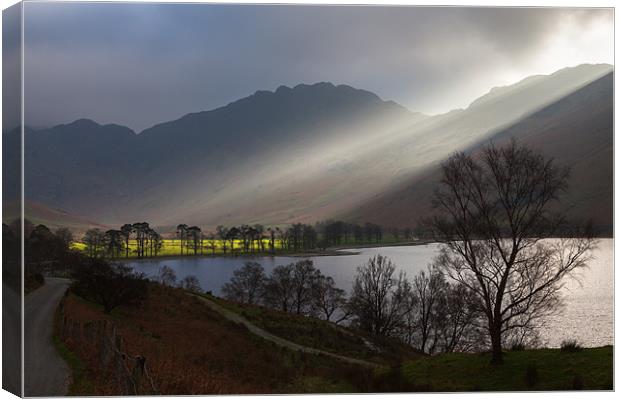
<box><xmin>10</xmin><ymin>63</ymin><xmax>613</xmax><ymax>230</ymax></box>
<box><xmin>346</xmin><ymin>71</ymin><xmax>613</xmax><ymax>233</ymax></box>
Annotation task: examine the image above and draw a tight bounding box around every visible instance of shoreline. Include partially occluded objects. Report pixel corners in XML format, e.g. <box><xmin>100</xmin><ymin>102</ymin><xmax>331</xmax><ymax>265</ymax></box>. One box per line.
<box><xmin>115</xmin><ymin>240</ymin><xmax>436</xmax><ymax>263</ymax></box>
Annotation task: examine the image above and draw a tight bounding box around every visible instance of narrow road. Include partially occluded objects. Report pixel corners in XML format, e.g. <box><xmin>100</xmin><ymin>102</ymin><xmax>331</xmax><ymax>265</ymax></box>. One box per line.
<box><xmin>192</xmin><ymin>294</ymin><xmax>380</xmax><ymax>368</ymax></box>
<box><xmin>24</xmin><ymin>278</ymin><xmax>71</xmax><ymax>397</ymax></box>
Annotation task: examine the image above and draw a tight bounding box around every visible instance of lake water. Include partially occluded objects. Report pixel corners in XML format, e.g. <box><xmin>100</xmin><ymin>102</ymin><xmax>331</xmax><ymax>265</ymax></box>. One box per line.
<box><xmin>129</xmin><ymin>239</ymin><xmax>614</xmax><ymax>348</ymax></box>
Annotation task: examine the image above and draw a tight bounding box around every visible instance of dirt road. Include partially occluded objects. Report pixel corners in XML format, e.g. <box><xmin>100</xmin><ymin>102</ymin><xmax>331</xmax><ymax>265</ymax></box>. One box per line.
<box><xmin>193</xmin><ymin>294</ymin><xmax>379</xmax><ymax>368</ymax></box>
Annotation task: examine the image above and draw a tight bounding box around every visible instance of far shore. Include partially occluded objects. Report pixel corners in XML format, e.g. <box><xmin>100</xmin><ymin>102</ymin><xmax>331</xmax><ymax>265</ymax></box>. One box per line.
<box><xmin>115</xmin><ymin>240</ymin><xmax>436</xmax><ymax>263</ymax></box>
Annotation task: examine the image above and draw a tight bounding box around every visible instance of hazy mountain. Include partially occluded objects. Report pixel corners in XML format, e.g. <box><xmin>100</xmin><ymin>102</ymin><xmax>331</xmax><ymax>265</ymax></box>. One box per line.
<box><xmin>15</xmin><ymin>82</ymin><xmax>421</xmax><ymax>226</ymax></box>
<box><xmin>3</xmin><ymin>200</ymin><xmax>109</xmax><ymax>233</ymax></box>
<box><xmin>12</xmin><ymin>63</ymin><xmax>613</xmax><ymax>230</ymax></box>
<box><xmin>347</xmin><ymin>71</ymin><xmax>613</xmax><ymax>234</ymax></box>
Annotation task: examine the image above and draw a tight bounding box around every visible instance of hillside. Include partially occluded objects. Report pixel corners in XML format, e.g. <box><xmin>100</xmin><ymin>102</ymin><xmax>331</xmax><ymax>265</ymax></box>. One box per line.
<box><xmin>56</xmin><ymin>284</ymin><xmax>420</xmax><ymax>395</ymax></box>
<box><xmin>56</xmin><ymin>283</ymin><xmax>613</xmax><ymax>394</ymax></box>
<box><xmin>10</xmin><ymin>64</ymin><xmax>613</xmax><ymax>229</ymax></box>
<box><xmin>3</xmin><ymin>200</ymin><xmax>109</xmax><ymax>233</ymax></box>
<box><xmin>347</xmin><ymin>72</ymin><xmax>613</xmax><ymax>233</ymax></box>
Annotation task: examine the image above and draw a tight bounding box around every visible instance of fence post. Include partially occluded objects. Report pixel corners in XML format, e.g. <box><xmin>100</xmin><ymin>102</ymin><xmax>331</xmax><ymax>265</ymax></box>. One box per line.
<box><xmin>132</xmin><ymin>356</ymin><xmax>146</xmax><ymax>394</ymax></box>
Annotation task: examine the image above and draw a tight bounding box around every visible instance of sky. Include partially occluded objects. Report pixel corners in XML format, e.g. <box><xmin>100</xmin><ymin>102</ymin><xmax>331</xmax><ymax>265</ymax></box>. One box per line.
<box><xmin>20</xmin><ymin>3</ymin><xmax>614</xmax><ymax>132</ymax></box>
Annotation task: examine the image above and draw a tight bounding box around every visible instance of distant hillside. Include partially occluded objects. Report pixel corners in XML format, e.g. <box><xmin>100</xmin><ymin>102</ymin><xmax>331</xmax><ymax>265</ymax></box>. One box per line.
<box><xmin>7</xmin><ymin>64</ymin><xmax>613</xmax><ymax>230</ymax></box>
<box><xmin>347</xmin><ymin>72</ymin><xmax>613</xmax><ymax>234</ymax></box>
<box><xmin>3</xmin><ymin>200</ymin><xmax>109</xmax><ymax>233</ymax></box>
<box><xmin>11</xmin><ymin>82</ymin><xmax>419</xmax><ymax>227</ymax></box>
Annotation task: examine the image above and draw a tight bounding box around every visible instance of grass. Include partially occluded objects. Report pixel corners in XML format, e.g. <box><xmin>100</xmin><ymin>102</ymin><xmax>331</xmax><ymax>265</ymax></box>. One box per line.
<box><xmin>403</xmin><ymin>346</ymin><xmax>614</xmax><ymax>391</ymax></box>
<box><xmin>52</xmin><ymin>296</ymin><xmax>95</xmax><ymax>395</ymax></box>
<box><xmin>211</xmin><ymin>295</ymin><xmax>420</xmax><ymax>364</ymax></box>
<box><xmin>51</xmin><ymin>334</ymin><xmax>95</xmax><ymax>395</ymax></box>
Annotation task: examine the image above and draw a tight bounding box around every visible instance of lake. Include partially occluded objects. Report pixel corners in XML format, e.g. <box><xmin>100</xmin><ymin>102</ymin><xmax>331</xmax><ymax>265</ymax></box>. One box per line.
<box><xmin>129</xmin><ymin>239</ymin><xmax>613</xmax><ymax>348</ymax></box>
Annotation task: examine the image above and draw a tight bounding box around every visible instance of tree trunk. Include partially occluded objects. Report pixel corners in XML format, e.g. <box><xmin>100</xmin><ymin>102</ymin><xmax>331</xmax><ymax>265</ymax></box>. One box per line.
<box><xmin>490</xmin><ymin>325</ymin><xmax>503</xmax><ymax>365</ymax></box>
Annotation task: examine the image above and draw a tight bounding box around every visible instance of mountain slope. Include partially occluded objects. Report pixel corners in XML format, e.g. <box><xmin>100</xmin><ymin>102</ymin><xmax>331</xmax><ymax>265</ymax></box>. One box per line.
<box><xmin>347</xmin><ymin>72</ymin><xmax>613</xmax><ymax>233</ymax></box>
<box><xmin>13</xmin><ymin>63</ymin><xmax>613</xmax><ymax>230</ymax></box>
<box><xmin>3</xmin><ymin>200</ymin><xmax>109</xmax><ymax>233</ymax></box>
<box><xmin>15</xmin><ymin>83</ymin><xmax>419</xmax><ymax>225</ymax></box>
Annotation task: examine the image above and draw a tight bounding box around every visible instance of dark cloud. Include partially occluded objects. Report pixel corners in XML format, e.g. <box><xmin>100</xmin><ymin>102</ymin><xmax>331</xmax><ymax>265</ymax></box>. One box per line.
<box><xmin>22</xmin><ymin>3</ymin><xmax>613</xmax><ymax>131</ymax></box>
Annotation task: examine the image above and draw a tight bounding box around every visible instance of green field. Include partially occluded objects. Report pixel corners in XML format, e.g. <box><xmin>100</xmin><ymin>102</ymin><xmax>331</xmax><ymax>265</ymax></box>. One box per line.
<box><xmin>403</xmin><ymin>346</ymin><xmax>613</xmax><ymax>391</ymax></box>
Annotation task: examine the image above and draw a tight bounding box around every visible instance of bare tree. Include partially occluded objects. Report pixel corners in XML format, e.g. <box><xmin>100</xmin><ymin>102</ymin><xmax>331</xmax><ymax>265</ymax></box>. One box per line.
<box><xmin>216</xmin><ymin>225</ymin><xmax>229</xmax><ymax>254</ymax></box>
<box><xmin>222</xmin><ymin>261</ymin><xmax>266</xmax><ymax>304</ymax></box>
<box><xmin>186</xmin><ymin>226</ymin><xmax>202</xmax><ymax>255</ymax></box>
<box><xmin>226</xmin><ymin>227</ymin><xmax>240</xmax><ymax>255</ymax></box>
<box><xmin>289</xmin><ymin>260</ymin><xmax>320</xmax><ymax>315</ymax></box>
<box><xmin>179</xmin><ymin>275</ymin><xmax>203</xmax><ymax>293</ymax></box>
<box><xmin>434</xmin><ymin>281</ymin><xmax>480</xmax><ymax>353</ymax></box>
<box><xmin>176</xmin><ymin>224</ymin><xmax>188</xmax><ymax>255</ymax></box>
<box><xmin>72</xmin><ymin>260</ymin><xmax>148</xmax><ymax>314</ymax></box>
<box><xmin>428</xmin><ymin>141</ymin><xmax>596</xmax><ymax>364</ymax></box>
<box><xmin>55</xmin><ymin>227</ymin><xmax>74</xmax><ymax>251</ymax></box>
<box><xmin>262</xmin><ymin>264</ymin><xmax>295</xmax><ymax>312</ymax></box>
<box><xmin>349</xmin><ymin>255</ymin><xmax>411</xmax><ymax>336</ymax></box>
<box><xmin>103</xmin><ymin>229</ymin><xmax>124</xmax><ymax>258</ymax></box>
<box><xmin>157</xmin><ymin>265</ymin><xmax>177</xmax><ymax>287</ymax></box>
<box><xmin>132</xmin><ymin>222</ymin><xmax>150</xmax><ymax>258</ymax></box>
<box><xmin>313</xmin><ymin>275</ymin><xmax>349</xmax><ymax>323</ymax></box>
<box><xmin>206</xmin><ymin>233</ymin><xmax>217</xmax><ymax>256</ymax></box>
<box><xmin>410</xmin><ymin>266</ymin><xmax>445</xmax><ymax>354</ymax></box>
<box><xmin>120</xmin><ymin>224</ymin><xmax>133</xmax><ymax>258</ymax></box>
<box><xmin>83</xmin><ymin>228</ymin><xmax>105</xmax><ymax>258</ymax></box>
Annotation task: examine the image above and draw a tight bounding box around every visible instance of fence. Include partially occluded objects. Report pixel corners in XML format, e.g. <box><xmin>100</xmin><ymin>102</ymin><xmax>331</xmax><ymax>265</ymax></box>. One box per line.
<box><xmin>57</xmin><ymin>297</ymin><xmax>159</xmax><ymax>395</ymax></box>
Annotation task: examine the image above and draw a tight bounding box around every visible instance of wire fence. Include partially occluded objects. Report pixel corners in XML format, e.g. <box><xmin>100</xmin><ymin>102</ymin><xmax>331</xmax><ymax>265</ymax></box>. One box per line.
<box><xmin>57</xmin><ymin>297</ymin><xmax>159</xmax><ymax>395</ymax></box>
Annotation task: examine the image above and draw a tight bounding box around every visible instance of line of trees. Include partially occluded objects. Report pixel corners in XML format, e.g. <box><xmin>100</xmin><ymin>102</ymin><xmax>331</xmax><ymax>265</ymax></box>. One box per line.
<box><xmin>82</xmin><ymin>220</ymin><xmax>417</xmax><ymax>260</ymax></box>
<box><xmin>348</xmin><ymin>255</ymin><xmax>482</xmax><ymax>354</ymax></box>
<box><xmin>316</xmin><ymin>221</ymin><xmax>384</xmax><ymax>246</ymax></box>
<box><xmin>219</xmin><ymin>256</ymin><xmax>483</xmax><ymax>354</ymax></box>
<box><xmin>83</xmin><ymin>222</ymin><xmax>163</xmax><ymax>259</ymax></box>
<box><xmin>221</xmin><ymin>260</ymin><xmax>350</xmax><ymax>323</ymax></box>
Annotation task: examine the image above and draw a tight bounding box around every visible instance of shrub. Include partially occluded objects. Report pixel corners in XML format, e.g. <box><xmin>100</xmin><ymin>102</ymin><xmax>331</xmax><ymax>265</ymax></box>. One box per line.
<box><xmin>510</xmin><ymin>342</ymin><xmax>526</xmax><ymax>351</ymax></box>
<box><xmin>72</xmin><ymin>258</ymin><xmax>148</xmax><ymax>313</ymax></box>
<box><xmin>525</xmin><ymin>363</ymin><xmax>538</xmax><ymax>388</ymax></box>
<box><xmin>571</xmin><ymin>374</ymin><xmax>584</xmax><ymax>390</ymax></box>
<box><xmin>560</xmin><ymin>340</ymin><xmax>582</xmax><ymax>352</ymax></box>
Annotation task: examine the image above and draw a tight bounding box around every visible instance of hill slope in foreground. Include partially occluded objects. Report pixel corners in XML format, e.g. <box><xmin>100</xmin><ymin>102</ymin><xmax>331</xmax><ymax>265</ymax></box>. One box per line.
<box><xmin>55</xmin><ymin>284</ymin><xmax>612</xmax><ymax>394</ymax></box>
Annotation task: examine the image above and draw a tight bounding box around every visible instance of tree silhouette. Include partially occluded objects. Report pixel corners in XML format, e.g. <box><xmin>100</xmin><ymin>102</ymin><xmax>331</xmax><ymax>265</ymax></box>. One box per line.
<box><xmin>222</xmin><ymin>261</ymin><xmax>266</xmax><ymax>304</ymax></box>
<box><xmin>226</xmin><ymin>226</ymin><xmax>240</xmax><ymax>255</ymax></box>
<box><xmin>120</xmin><ymin>224</ymin><xmax>133</xmax><ymax>258</ymax></box>
<box><xmin>104</xmin><ymin>229</ymin><xmax>124</xmax><ymax>258</ymax></box>
<box><xmin>216</xmin><ymin>225</ymin><xmax>229</xmax><ymax>254</ymax></box>
<box><xmin>176</xmin><ymin>224</ymin><xmax>188</xmax><ymax>256</ymax></box>
<box><xmin>83</xmin><ymin>228</ymin><xmax>105</xmax><ymax>258</ymax></box>
<box><xmin>428</xmin><ymin>141</ymin><xmax>596</xmax><ymax>364</ymax></box>
<box><xmin>186</xmin><ymin>226</ymin><xmax>202</xmax><ymax>255</ymax></box>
